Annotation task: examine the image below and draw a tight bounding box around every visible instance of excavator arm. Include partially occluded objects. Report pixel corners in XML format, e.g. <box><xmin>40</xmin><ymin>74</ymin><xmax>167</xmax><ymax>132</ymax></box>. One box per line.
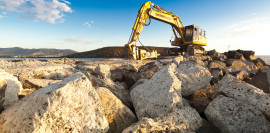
<box><xmin>126</xmin><ymin>1</ymin><xmax>207</xmax><ymax>60</ymax></box>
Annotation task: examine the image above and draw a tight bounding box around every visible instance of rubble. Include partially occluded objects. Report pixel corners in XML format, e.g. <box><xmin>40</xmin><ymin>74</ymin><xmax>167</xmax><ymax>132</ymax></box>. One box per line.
<box><xmin>0</xmin><ymin>49</ymin><xmax>268</xmax><ymax>132</ymax></box>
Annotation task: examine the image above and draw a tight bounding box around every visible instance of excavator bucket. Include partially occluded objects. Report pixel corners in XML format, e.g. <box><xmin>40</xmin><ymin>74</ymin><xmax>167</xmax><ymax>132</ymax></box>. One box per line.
<box><xmin>139</xmin><ymin>49</ymin><xmax>158</xmax><ymax>60</ymax></box>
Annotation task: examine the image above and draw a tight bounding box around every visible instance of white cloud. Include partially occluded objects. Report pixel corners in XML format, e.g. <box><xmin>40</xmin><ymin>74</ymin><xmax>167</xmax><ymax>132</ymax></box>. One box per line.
<box><xmin>0</xmin><ymin>14</ymin><xmax>6</xmax><ymax>18</ymax></box>
<box><xmin>223</xmin><ymin>23</ymin><xmax>237</xmax><ymax>31</ymax></box>
<box><xmin>0</xmin><ymin>0</ymin><xmax>72</xmax><ymax>24</ymax></box>
<box><xmin>250</xmin><ymin>13</ymin><xmax>257</xmax><ymax>16</ymax></box>
<box><xmin>208</xmin><ymin>16</ymin><xmax>270</xmax><ymax>54</ymax></box>
<box><xmin>62</xmin><ymin>37</ymin><xmax>101</xmax><ymax>45</ymax></box>
<box><xmin>63</xmin><ymin>37</ymin><xmax>86</xmax><ymax>43</ymax></box>
<box><xmin>84</xmin><ymin>20</ymin><xmax>95</xmax><ymax>29</ymax></box>
<box><xmin>222</xmin><ymin>17</ymin><xmax>270</xmax><ymax>37</ymax></box>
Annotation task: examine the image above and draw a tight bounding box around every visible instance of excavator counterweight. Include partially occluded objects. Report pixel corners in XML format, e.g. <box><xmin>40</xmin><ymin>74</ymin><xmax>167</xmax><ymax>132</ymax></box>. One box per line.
<box><xmin>126</xmin><ymin>1</ymin><xmax>207</xmax><ymax>60</ymax></box>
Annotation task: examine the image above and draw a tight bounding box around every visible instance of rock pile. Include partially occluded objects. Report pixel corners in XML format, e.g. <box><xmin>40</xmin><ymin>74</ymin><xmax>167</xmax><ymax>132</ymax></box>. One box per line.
<box><xmin>0</xmin><ymin>49</ymin><xmax>269</xmax><ymax>133</ymax></box>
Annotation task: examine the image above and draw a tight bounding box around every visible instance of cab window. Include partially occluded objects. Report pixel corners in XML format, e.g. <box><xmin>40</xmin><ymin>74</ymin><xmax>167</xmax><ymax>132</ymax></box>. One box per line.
<box><xmin>185</xmin><ymin>28</ymin><xmax>193</xmax><ymax>41</ymax></box>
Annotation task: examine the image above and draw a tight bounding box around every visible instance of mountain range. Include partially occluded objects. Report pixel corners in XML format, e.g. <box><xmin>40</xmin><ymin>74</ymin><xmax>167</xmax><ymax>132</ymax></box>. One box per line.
<box><xmin>0</xmin><ymin>47</ymin><xmax>77</xmax><ymax>57</ymax></box>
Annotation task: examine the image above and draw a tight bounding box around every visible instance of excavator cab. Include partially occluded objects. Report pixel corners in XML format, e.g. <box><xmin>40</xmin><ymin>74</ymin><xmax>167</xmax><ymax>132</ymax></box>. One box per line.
<box><xmin>169</xmin><ymin>25</ymin><xmax>207</xmax><ymax>56</ymax></box>
<box><xmin>184</xmin><ymin>25</ymin><xmax>207</xmax><ymax>46</ymax></box>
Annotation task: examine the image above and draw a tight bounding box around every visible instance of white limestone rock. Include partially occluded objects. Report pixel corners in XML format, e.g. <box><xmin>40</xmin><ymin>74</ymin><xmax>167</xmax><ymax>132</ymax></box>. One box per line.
<box><xmin>174</xmin><ymin>63</ymin><xmax>212</xmax><ymax>96</ymax></box>
<box><xmin>130</xmin><ymin>63</ymin><xmax>183</xmax><ymax>119</ymax></box>
<box><xmin>205</xmin><ymin>95</ymin><xmax>270</xmax><ymax>133</ymax></box>
<box><xmin>0</xmin><ymin>73</ymin><xmax>109</xmax><ymax>133</ymax></box>
<box><xmin>0</xmin><ymin>59</ymin><xmax>77</xmax><ymax>80</ymax></box>
<box><xmin>0</xmin><ymin>71</ymin><xmax>23</xmax><ymax>106</ymax></box>
<box><xmin>218</xmin><ymin>74</ymin><xmax>270</xmax><ymax>119</ymax></box>
<box><xmin>123</xmin><ymin>106</ymin><xmax>202</xmax><ymax>133</ymax></box>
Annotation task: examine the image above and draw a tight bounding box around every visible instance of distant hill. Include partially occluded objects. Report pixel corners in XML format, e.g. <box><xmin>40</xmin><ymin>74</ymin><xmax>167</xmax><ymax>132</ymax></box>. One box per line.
<box><xmin>65</xmin><ymin>46</ymin><xmax>171</xmax><ymax>58</ymax></box>
<box><xmin>0</xmin><ymin>47</ymin><xmax>77</xmax><ymax>57</ymax></box>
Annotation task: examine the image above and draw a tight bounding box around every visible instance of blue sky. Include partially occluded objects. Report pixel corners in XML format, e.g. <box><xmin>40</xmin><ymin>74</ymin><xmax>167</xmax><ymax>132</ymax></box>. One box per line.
<box><xmin>0</xmin><ymin>0</ymin><xmax>270</xmax><ymax>55</ymax></box>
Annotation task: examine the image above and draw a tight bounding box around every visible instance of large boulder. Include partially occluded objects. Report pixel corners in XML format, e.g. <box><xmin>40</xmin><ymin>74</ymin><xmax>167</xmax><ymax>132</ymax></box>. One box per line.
<box><xmin>184</xmin><ymin>56</ymin><xmax>207</xmax><ymax>67</ymax></box>
<box><xmin>174</xmin><ymin>63</ymin><xmax>212</xmax><ymax>96</ymax></box>
<box><xmin>207</xmin><ymin>49</ymin><xmax>222</xmax><ymax>60</ymax></box>
<box><xmin>205</xmin><ymin>95</ymin><xmax>270</xmax><ymax>133</ymax></box>
<box><xmin>94</xmin><ymin>64</ymin><xmax>111</xmax><ymax>78</ymax></box>
<box><xmin>226</xmin><ymin>59</ymin><xmax>246</xmax><ymax>68</ymax></box>
<box><xmin>236</xmin><ymin>49</ymin><xmax>255</xmax><ymax>61</ymax></box>
<box><xmin>235</xmin><ymin>70</ymin><xmax>250</xmax><ymax>80</ymax></box>
<box><xmin>245</xmin><ymin>69</ymin><xmax>270</xmax><ymax>93</ymax></box>
<box><xmin>123</xmin><ymin>106</ymin><xmax>203</xmax><ymax>133</ymax></box>
<box><xmin>130</xmin><ymin>63</ymin><xmax>182</xmax><ymax>119</ymax></box>
<box><xmin>0</xmin><ymin>73</ymin><xmax>109</xmax><ymax>132</ymax></box>
<box><xmin>96</xmin><ymin>87</ymin><xmax>138</xmax><ymax>133</ymax></box>
<box><xmin>0</xmin><ymin>59</ymin><xmax>77</xmax><ymax>82</ymax></box>
<box><xmin>226</xmin><ymin>59</ymin><xmax>257</xmax><ymax>72</ymax></box>
<box><xmin>252</xmin><ymin>58</ymin><xmax>268</xmax><ymax>69</ymax></box>
<box><xmin>129</xmin><ymin>79</ymin><xmax>147</xmax><ymax>92</ymax></box>
<box><xmin>224</xmin><ymin>50</ymin><xmax>245</xmax><ymax>60</ymax></box>
<box><xmin>0</xmin><ymin>70</ymin><xmax>23</xmax><ymax>107</ymax></box>
<box><xmin>218</xmin><ymin>74</ymin><xmax>270</xmax><ymax>119</ymax></box>
<box><xmin>208</xmin><ymin>60</ymin><xmax>226</xmax><ymax>69</ymax></box>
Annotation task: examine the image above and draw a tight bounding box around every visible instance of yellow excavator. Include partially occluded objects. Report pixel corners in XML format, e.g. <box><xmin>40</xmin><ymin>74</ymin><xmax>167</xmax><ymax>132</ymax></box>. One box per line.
<box><xmin>125</xmin><ymin>1</ymin><xmax>207</xmax><ymax>60</ymax></box>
